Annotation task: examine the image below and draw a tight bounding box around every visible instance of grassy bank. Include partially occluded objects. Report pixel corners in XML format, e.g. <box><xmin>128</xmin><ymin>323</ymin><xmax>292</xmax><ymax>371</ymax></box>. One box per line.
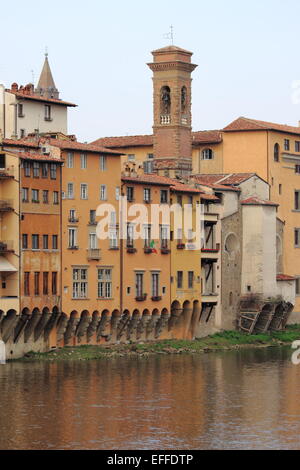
<box><xmin>16</xmin><ymin>325</ymin><xmax>300</xmax><ymax>362</ymax></box>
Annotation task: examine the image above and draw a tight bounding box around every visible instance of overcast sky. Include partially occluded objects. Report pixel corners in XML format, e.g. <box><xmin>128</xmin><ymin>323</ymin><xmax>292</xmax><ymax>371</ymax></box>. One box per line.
<box><xmin>2</xmin><ymin>0</ymin><xmax>300</xmax><ymax>142</ymax></box>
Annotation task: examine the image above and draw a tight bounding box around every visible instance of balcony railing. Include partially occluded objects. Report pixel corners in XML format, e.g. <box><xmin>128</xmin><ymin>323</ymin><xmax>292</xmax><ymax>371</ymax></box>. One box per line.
<box><xmin>136</xmin><ymin>294</ymin><xmax>147</xmax><ymax>302</ymax></box>
<box><xmin>0</xmin><ymin>241</ymin><xmax>14</xmax><ymax>253</ymax></box>
<box><xmin>160</xmin><ymin>115</ymin><xmax>171</xmax><ymax>125</ymax></box>
<box><xmin>201</xmin><ymin>243</ymin><xmax>220</xmax><ymax>254</ymax></box>
<box><xmin>68</xmin><ymin>217</ymin><xmax>79</xmax><ymax>223</ymax></box>
<box><xmin>87</xmin><ymin>248</ymin><xmax>101</xmax><ymax>260</ymax></box>
<box><xmin>0</xmin><ymin>200</ymin><xmax>14</xmax><ymax>212</ymax></box>
<box><xmin>161</xmin><ymin>241</ymin><xmax>170</xmax><ymax>254</ymax></box>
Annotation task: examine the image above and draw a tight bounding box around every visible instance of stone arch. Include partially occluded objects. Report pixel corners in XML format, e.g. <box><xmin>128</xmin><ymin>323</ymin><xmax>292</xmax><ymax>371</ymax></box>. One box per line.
<box><xmin>169</xmin><ymin>301</ymin><xmax>182</xmax><ymax>331</ymax></box>
<box><xmin>87</xmin><ymin>311</ymin><xmax>101</xmax><ymax>342</ymax></box>
<box><xmin>155</xmin><ymin>308</ymin><xmax>170</xmax><ymax>339</ymax></box>
<box><xmin>137</xmin><ymin>309</ymin><xmax>150</xmax><ymax>340</ymax></box>
<box><xmin>110</xmin><ymin>309</ymin><xmax>121</xmax><ymax>341</ymax></box>
<box><xmin>52</xmin><ymin>306</ymin><xmax>59</xmax><ymax>315</ymax></box>
<box><xmin>64</xmin><ymin>311</ymin><xmax>80</xmax><ymax>345</ymax></box>
<box><xmin>14</xmin><ymin>308</ymin><xmax>31</xmax><ymax>343</ymax></box>
<box><xmin>97</xmin><ymin>309</ymin><xmax>110</xmax><ymax>341</ymax></box>
<box><xmin>224</xmin><ymin>232</ymin><xmax>240</xmax><ymax>260</ymax></box>
<box><xmin>190</xmin><ymin>300</ymin><xmax>201</xmax><ymax>339</ymax></box>
<box><xmin>127</xmin><ymin>309</ymin><xmax>140</xmax><ymax>341</ymax></box>
<box><xmin>24</xmin><ymin>308</ymin><xmax>41</xmax><ymax>343</ymax></box>
<box><xmin>117</xmin><ymin>310</ymin><xmax>130</xmax><ymax>341</ymax></box>
<box><xmin>76</xmin><ymin>310</ymin><xmax>91</xmax><ymax>341</ymax></box>
<box><xmin>41</xmin><ymin>307</ymin><xmax>49</xmax><ymax>315</ymax></box>
<box><xmin>2</xmin><ymin>309</ymin><xmax>18</xmax><ymax>343</ymax></box>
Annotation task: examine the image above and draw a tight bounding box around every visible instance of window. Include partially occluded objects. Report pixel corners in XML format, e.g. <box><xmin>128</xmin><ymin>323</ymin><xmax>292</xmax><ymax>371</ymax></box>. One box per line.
<box><xmin>144</xmin><ymin>161</ymin><xmax>154</xmax><ymax>174</ymax></box>
<box><xmin>89</xmin><ymin>233</ymin><xmax>97</xmax><ymax>249</ymax></box>
<box><xmin>160</xmin><ymin>190</ymin><xmax>168</xmax><ymax>204</ymax></box>
<box><xmin>52</xmin><ymin>235</ymin><xmax>58</xmax><ymax>250</ymax></box>
<box><xmin>33</xmin><ymin>162</ymin><xmax>40</xmax><ymax>178</ymax></box>
<box><xmin>160</xmin><ymin>225</ymin><xmax>169</xmax><ymax>249</ymax></box>
<box><xmin>43</xmin><ymin>190</ymin><xmax>49</xmax><ymax>204</ymax></box>
<box><xmin>53</xmin><ymin>191</ymin><xmax>59</xmax><ymax>205</ymax></box>
<box><xmin>98</xmin><ymin>269</ymin><xmax>112</xmax><ymax>298</ymax></box>
<box><xmin>67</xmin><ymin>183</ymin><xmax>74</xmax><ymax>199</ymax></box>
<box><xmin>147</xmin><ymin>153</ymin><xmax>154</xmax><ymax>159</ymax></box>
<box><xmin>89</xmin><ymin>210</ymin><xmax>96</xmax><ymax>225</ymax></box>
<box><xmin>24</xmin><ymin>272</ymin><xmax>30</xmax><ymax>296</ymax></box>
<box><xmin>296</xmin><ymin>278</ymin><xmax>300</xmax><ymax>296</ymax></box>
<box><xmin>68</xmin><ymin>228</ymin><xmax>77</xmax><ymax>248</ymax></box>
<box><xmin>116</xmin><ymin>187</ymin><xmax>120</xmax><ymax>200</ymax></box>
<box><xmin>202</xmin><ymin>148</ymin><xmax>214</xmax><ymax>160</ymax></box>
<box><xmin>22</xmin><ymin>234</ymin><xmax>28</xmax><ymax>249</ymax></box>
<box><xmin>284</xmin><ymin>139</ymin><xmax>290</xmax><ymax>151</ymax></box>
<box><xmin>43</xmin><ymin>272</ymin><xmax>49</xmax><ymax>295</ymax></box>
<box><xmin>72</xmin><ymin>268</ymin><xmax>88</xmax><ymax>299</ymax></box>
<box><xmin>34</xmin><ymin>272</ymin><xmax>40</xmax><ymax>296</ymax></box>
<box><xmin>99</xmin><ymin>155</ymin><xmax>107</xmax><ymax>171</ymax></box>
<box><xmin>143</xmin><ymin>225</ymin><xmax>151</xmax><ymax>248</ymax></box>
<box><xmin>50</xmin><ymin>164</ymin><xmax>57</xmax><ymax>179</ymax></box>
<box><xmin>177</xmin><ymin>194</ymin><xmax>183</xmax><ymax>206</ymax></box>
<box><xmin>80</xmin><ymin>153</ymin><xmax>87</xmax><ymax>169</ymax></box>
<box><xmin>188</xmin><ymin>271</ymin><xmax>194</xmax><ymax>289</ymax></box>
<box><xmin>44</xmin><ymin>105</ymin><xmax>51</xmax><ymax>121</ymax></box>
<box><xmin>18</xmin><ymin>103</ymin><xmax>24</xmax><ymax>117</ymax></box>
<box><xmin>100</xmin><ymin>185</ymin><xmax>107</xmax><ymax>200</ymax></box>
<box><xmin>151</xmin><ymin>273</ymin><xmax>159</xmax><ymax>298</ymax></box>
<box><xmin>52</xmin><ymin>272</ymin><xmax>57</xmax><ymax>295</ymax></box>
<box><xmin>67</xmin><ymin>152</ymin><xmax>74</xmax><ymax>168</ymax></box>
<box><xmin>144</xmin><ymin>188</ymin><xmax>151</xmax><ymax>203</ymax></box>
<box><xmin>24</xmin><ymin>161</ymin><xmax>31</xmax><ymax>177</ymax></box>
<box><xmin>32</xmin><ymin>189</ymin><xmax>39</xmax><ymax>203</ymax></box>
<box><xmin>127</xmin><ymin>223</ymin><xmax>134</xmax><ymax>248</ymax></box>
<box><xmin>274</xmin><ymin>143</ymin><xmax>280</xmax><ymax>162</ymax></box>
<box><xmin>295</xmin><ymin>229</ymin><xmax>300</xmax><ymax>247</ymax></box>
<box><xmin>42</xmin><ymin>163</ymin><xmax>48</xmax><ymax>178</ymax></box>
<box><xmin>22</xmin><ymin>187</ymin><xmax>29</xmax><ymax>203</ymax></box>
<box><xmin>20</xmin><ymin>129</ymin><xmax>25</xmax><ymax>138</ymax></box>
<box><xmin>128</xmin><ymin>154</ymin><xmax>136</xmax><ymax>161</ymax></box>
<box><xmin>279</xmin><ymin>184</ymin><xmax>282</xmax><ymax>195</ymax></box>
<box><xmin>296</xmin><ymin>142</ymin><xmax>300</xmax><ymax>153</ymax></box>
<box><xmin>177</xmin><ymin>271</ymin><xmax>183</xmax><ymax>289</ymax></box>
<box><xmin>295</xmin><ymin>191</ymin><xmax>300</xmax><ymax>210</ymax></box>
<box><xmin>81</xmin><ymin>183</ymin><xmax>88</xmax><ymax>200</ymax></box>
<box><xmin>136</xmin><ymin>273</ymin><xmax>144</xmax><ymax>298</ymax></box>
<box><xmin>32</xmin><ymin>234</ymin><xmax>39</xmax><ymax>250</ymax></box>
<box><xmin>127</xmin><ymin>187</ymin><xmax>134</xmax><ymax>202</ymax></box>
<box><xmin>109</xmin><ymin>227</ymin><xmax>119</xmax><ymax>249</ymax></box>
<box><xmin>43</xmin><ymin>235</ymin><xmax>49</xmax><ymax>250</ymax></box>
<box><xmin>296</xmin><ymin>165</ymin><xmax>300</xmax><ymax>174</ymax></box>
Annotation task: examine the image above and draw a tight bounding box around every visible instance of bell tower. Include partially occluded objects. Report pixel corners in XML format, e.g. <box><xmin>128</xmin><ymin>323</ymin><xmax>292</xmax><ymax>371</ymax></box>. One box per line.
<box><xmin>147</xmin><ymin>45</ymin><xmax>197</xmax><ymax>177</ymax></box>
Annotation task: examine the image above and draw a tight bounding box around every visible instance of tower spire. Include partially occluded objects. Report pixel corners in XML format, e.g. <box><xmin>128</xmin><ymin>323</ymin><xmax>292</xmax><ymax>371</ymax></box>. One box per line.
<box><xmin>35</xmin><ymin>51</ymin><xmax>59</xmax><ymax>99</ymax></box>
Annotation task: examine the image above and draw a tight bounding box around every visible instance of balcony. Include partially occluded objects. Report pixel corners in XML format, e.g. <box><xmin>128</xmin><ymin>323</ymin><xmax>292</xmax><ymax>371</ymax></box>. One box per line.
<box><xmin>87</xmin><ymin>248</ymin><xmax>101</xmax><ymax>261</ymax></box>
<box><xmin>144</xmin><ymin>246</ymin><xmax>153</xmax><ymax>254</ymax></box>
<box><xmin>161</xmin><ymin>242</ymin><xmax>170</xmax><ymax>254</ymax></box>
<box><xmin>151</xmin><ymin>296</ymin><xmax>162</xmax><ymax>302</ymax></box>
<box><xmin>0</xmin><ymin>200</ymin><xmax>14</xmax><ymax>212</ymax></box>
<box><xmin>68</xmin><ymin>217</ymin><xmax>79</xmax><ymax>223</ymax></box>
<box><xmin>202</xmin><ymin>293</ymin><xmax>218</xmax><ymax>304</ymax></box>
<box><xmin>0</xmin><ymin>241</ymin><xmax>14</xmax><ymax>254</ymax></box>
<box><xmin>136</xmin><ymin>294</ymin><xmax>147</xmax><ymax>302</ymax></box>
<box><xmin>0</xmin><ymin>167</ymin><xmax>14</xmax><ymax>180</ymax></box>
<box><xmin>160</xmin><ymin>115</ymin><xmax>171</xmax><ymax>125</ymax></box>
<box><xmin>177</xmin><ymin>242</ymin><xmax>186</xmax><ymax>250</ymax></box>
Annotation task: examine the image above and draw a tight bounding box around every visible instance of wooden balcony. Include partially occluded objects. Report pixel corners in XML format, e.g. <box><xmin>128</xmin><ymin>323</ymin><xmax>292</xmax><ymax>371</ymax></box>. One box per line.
<box><xmin>0</xmin><ymin>168</ymin><xmax>14</xmax><ymax>180</ymax></box>
<box><xmin>0</xmin><ymin>241</ymin><xmax>14</xmax><ymax>254</ymax></box>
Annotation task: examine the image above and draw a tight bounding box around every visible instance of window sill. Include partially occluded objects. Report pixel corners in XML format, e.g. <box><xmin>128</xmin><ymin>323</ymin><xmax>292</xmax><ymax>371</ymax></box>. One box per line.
<box><xmin>72</xmin><ymin>298</ymin><xmax>90</xmax><ymax>301</ymax></box>
<box><xmin>97</xmin><ymin>298</ymin><xmax>113</xmax><ymax>301</ymax></box>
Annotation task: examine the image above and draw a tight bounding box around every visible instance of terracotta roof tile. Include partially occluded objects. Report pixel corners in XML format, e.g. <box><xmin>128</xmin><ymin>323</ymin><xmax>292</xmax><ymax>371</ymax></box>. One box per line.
<box><xmin>8</xmin><ymin>150</ymin><xmax>63</xmax><ymax>163</ymax></box>
<box><xmin>121</xmin><ymin>174</ymin><xmax>202</xmax><ymax>193</ymax></box>
<box><xmin>92</xmin><ymin>130</ymin><xmax>223</xmax><ymax>148</ymax></box>
<box><xmin>277</xmin><ymin>274</ymin><xmax>296</xmax><ymax>281</ymax></box>
<box><xmin>224</xmin><ymin>117</ymin><xmax>300</xmax><ymax>136</ymax></box>
<box><xmin>192</xmin><ymin>173</ymin><xmax>259</xmax><ymax>186</ymax></box>
<box><xmin>7</xmin><ymin>89</ymin><xmax>77</xmax><ymax>107</ymax></box>
<box><xmin>241</xmin><ymin>197</ymin><xmax>278</xmax><ymax>207</ymax></box>
<box><xmin>191</xmin><ymin>175</ymin><xmax>240</xmax><ymax>192</ymax></box>
<box><xmin>48</xmin><ymin>139</ymin><xmax>123</xmax><ymax>155</ymax></box>
<box><xmin>3</xmin><ymin>138</ymin><xmax>40</xmax><ymax>149</ymax></box>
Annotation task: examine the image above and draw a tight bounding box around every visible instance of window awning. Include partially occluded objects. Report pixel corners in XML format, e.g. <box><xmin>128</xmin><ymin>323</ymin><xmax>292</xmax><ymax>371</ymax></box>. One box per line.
<box><xmin>0</xmin><ymin>257</ymin><xmax>17</xmax><ymax>272</ymax></box>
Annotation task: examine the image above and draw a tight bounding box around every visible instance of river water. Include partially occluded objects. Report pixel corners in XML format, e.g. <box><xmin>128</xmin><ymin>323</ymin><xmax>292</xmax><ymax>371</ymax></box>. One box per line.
<box><xmin>0</xmin><ymin>347</ymin><xmax>299</xmax><ymax>450</ymax></box>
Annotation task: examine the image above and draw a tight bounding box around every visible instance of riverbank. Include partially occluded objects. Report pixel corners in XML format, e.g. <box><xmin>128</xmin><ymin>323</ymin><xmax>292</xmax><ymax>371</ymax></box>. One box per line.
<box><xmin>15</xmin><ymin>325</ymin><xmax>300</xmax><ymax>362</ymax></box>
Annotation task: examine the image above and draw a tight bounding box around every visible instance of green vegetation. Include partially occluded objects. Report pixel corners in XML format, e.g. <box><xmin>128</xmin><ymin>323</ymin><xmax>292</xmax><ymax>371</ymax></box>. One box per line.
<box><xmin>17</xmin><ymin>325</ymin><xmax>300</xmax><ymax>362</ymax></box>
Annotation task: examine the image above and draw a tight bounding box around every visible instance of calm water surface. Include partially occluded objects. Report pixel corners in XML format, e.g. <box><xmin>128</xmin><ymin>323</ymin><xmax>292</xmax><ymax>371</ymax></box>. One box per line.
<box><xmin>0</xmin><ymin>347</ymin><xmax>300</xmax><ymax>450</ymax></box>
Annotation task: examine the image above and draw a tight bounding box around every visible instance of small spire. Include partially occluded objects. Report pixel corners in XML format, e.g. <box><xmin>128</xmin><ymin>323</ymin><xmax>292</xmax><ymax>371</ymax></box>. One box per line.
<box><xmin>35</xmin><ymin>50</ymin><xmax>59</xmax><ymax>99</ymax></box>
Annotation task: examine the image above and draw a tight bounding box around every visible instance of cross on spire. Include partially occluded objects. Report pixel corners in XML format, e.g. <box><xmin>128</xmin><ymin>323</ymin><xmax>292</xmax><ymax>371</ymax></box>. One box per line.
<box><xmin>163</xmin><ymin>25</ymin><xmax>174</xmax><ymax>45</ymax></box>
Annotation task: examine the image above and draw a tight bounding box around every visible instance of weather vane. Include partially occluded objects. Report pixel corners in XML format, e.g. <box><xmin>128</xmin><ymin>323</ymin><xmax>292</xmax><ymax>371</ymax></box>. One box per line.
<box><xmin>163</xmin><ymin>25</ymin><xmax>174</xmax><ymax>45</ymax></box>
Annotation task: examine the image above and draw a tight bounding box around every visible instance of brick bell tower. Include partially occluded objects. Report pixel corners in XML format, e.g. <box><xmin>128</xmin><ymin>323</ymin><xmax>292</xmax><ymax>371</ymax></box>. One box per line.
<box><xmin>147</xmin><ymin>45</ymin><xmax>197</xmax><ymax>177</ymax></box>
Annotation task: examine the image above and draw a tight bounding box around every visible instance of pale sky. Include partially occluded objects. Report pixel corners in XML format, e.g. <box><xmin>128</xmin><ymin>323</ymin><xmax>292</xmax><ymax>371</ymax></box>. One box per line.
<box><xmin>2</xmin><ymin>0</ymin><xmax>300</xmax><ymax>142</ymax></box>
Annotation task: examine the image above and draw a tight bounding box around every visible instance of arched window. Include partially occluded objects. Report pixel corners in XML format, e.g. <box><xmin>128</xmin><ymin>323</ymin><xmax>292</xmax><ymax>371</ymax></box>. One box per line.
<box><xmin>181</xmin><ymin>86</ymin><xmax>187</xmax><ymax>112</ymax></box>
<box><xmin>274</xmin><ymin>143</ymin><xmax>280</xmax><ymax>162</ymax></box>
<box><xmin>160</xmin><ymin>86</ymin><xmax>171</xmax><ymax>115</ymax></box>
<box><xmin>229</xmin><ymin>292</ymin><xmax>233</xmax><ymax>307</ymax></box>
<box><xmin>202</xmin><ymin>148</ymin><xmax>214</xmax><ymax>160</ymax></box>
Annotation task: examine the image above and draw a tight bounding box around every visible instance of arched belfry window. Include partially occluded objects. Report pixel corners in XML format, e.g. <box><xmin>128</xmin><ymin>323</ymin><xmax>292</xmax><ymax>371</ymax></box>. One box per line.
<box><xmin>161</xmin><ymin>86</ymin><xmax>171</xmax><ymax>115</ymax></box>
<box><xmin>274</xmin><ymin>143</ymin><xmax>280</xmax><ymax>162</ymax></box>
<box><xmin>181</xmin><ymin>86</ymin><xmax>187</xmax><ymax>112</ymax></box>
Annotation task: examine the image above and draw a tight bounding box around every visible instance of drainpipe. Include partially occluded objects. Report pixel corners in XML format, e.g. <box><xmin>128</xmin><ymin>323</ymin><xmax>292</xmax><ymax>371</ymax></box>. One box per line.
<box><xmin>120</xmin><ymin>183</ymin><xmax>125</xmax><ymax>317</ymax></box>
